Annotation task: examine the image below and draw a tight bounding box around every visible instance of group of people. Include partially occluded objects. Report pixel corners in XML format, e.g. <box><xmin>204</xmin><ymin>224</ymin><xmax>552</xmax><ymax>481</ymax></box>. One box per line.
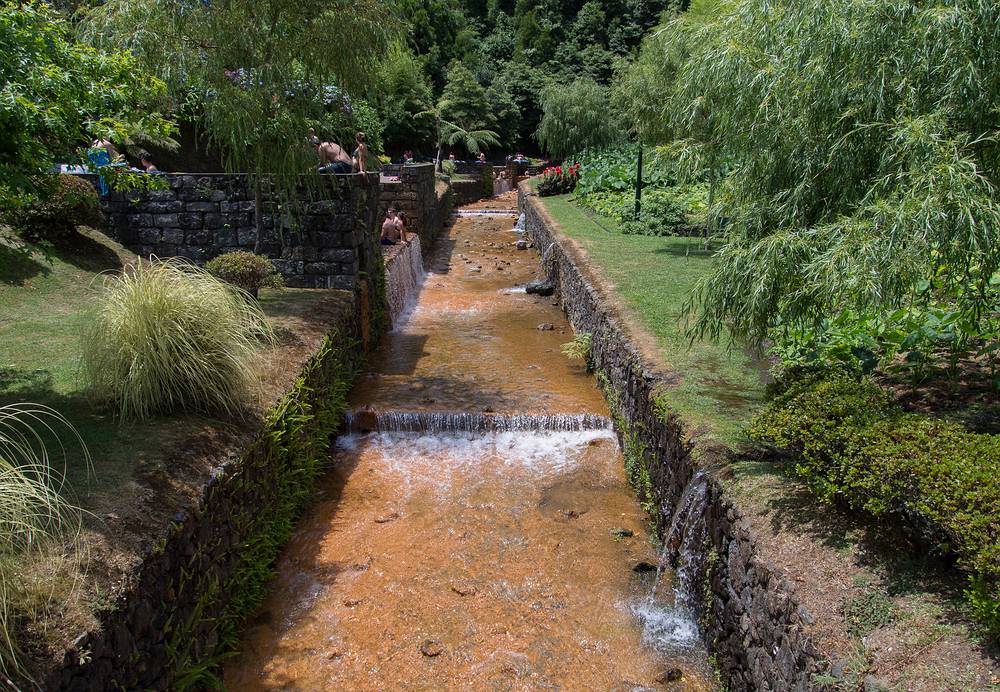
<box><xmin>380</xmin><ymin>207</ymin><xmax>409</xmax><ymax>246</ymax></box>
<box><xmin>310</xmin><ymin>129</ymin><xmax>369</xmax><ymax>175</ymax></box>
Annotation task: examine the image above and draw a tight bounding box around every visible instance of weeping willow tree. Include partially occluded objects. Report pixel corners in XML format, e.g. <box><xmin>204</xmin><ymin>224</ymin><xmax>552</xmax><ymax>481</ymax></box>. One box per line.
<box><xmin>536</xmin><ymin>78</ymin><xmax>623</xmax><ymax>158</ymax></box>
<box><xmin>620</xmin><ymin>0</ymin><xmax>1000</xmax><ymax>346</ymax></box>
<box><xmin>83</xmin><ymin>0</ymin><xmax>392</xmax><ymax>251</ymax></box>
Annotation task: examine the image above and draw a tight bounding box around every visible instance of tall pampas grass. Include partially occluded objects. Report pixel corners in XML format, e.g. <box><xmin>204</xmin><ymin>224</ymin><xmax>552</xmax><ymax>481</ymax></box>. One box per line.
<box><xmin>0</xmin><ymin>403</ymin><xmax>89</xmax><ymax>685</ymax></box>
<box><xmin>82</xmin><ymin>257</ymin><xmax>274</xmax><ymax>421</ymax></box>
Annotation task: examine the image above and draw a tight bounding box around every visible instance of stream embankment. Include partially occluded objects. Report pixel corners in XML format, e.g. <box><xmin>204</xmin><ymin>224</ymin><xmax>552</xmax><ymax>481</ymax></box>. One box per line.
<box><xmin>520</xmin><ymin>186</ymin><xmax>824</xmax><ymax>690</ymax></box>
<box><xmin>224</xmin><ymin>200</ymin><xmax>716</xmax><ymax>688</ymax></box>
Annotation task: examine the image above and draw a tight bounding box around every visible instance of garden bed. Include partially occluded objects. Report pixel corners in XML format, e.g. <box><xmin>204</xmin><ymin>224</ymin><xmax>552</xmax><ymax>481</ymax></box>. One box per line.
<box><xmin>0</xmin><ymin>226</ymin><xmax>357</xmax><ymax>685</ymax></box>
<box><xmin>522</xmin><ymin>182</ymin><xmax>1000</xmax><ymax>690</ymax></box>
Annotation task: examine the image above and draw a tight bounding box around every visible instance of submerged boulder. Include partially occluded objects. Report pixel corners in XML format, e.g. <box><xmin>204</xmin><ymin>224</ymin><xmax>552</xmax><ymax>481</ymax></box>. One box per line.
<box><xmin>525</xmin><ymin>278</ymin><xmax>555</xmax><ymax>296</ymax></box>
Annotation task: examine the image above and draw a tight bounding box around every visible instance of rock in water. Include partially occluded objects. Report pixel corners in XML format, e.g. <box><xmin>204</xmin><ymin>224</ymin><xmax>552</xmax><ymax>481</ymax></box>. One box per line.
<box><xmin>656</xmin><ymin>668</ymin><xmax>683</xmax><ymax>683</ymax></box>
<box><xmin>525</xmin><ymin>278</ymin><xmax>555</xmax><ymax>296</ymax></box>
<box><xmin>632</xmin><ymin>561</ymin><xmax>657</xmax><ymax>573</ymax></box>
<box><xmin>537</xmin><ymin>323</ymin><xmax>555</xmax><ymax>331</ymax></box>
<box><xmin>420</xmin><ymin>639</ymin><xmax>443</xmax><ymax>657</ymax></box>
<box><xmin>516</xmin><ymin>239</ymin><xmax>528</xmax><ymax>250</ymax></box>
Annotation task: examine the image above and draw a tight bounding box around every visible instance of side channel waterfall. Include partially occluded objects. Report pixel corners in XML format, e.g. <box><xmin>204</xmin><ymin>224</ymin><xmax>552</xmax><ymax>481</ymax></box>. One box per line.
<box><xmin>225</xmin><ymin>203</ymin><xmax>715</xmax><ymax>689</ymax></box>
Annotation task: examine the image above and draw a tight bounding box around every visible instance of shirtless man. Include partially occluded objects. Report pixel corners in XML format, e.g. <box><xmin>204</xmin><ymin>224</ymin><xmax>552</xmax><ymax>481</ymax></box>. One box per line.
<box><xmin>380</xmin><ymin>208</ymin><xmax>400</xmax><ymax>245</ymax></box>
<box><xmin>316</xmin><ymin>138</ymin><xmax>353</xmax><ymax>174</ymax></box>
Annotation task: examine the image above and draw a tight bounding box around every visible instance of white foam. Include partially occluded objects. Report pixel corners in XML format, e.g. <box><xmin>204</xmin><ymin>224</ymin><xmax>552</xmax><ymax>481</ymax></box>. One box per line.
<box><xmin>334</xmin><ymin>429</ymin><xmax>617</xmax><ymax>489</ymax></box>
<box><xmin>628</xmin><ymin>599</ymin><xmax>700</xmax><ymax>650</ymax></box>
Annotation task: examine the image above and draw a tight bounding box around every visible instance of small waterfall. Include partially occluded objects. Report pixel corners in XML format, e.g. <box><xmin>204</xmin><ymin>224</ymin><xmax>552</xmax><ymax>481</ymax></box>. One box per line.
<box><xmin>514</xmin><ymin>212</ymin><xmax>526</xmax><ymax>234</ymax></box>
<box><xmin>662</xmin><ymin>471</ymin><xmax>710</xmax><ymax>611</ymax></box>
<box><xmin>632</xmin><ymin>471</ymin><xmax>709</xmax><ymax>650</ymax></box>
<box><xmin>346</xmin><ymin>410</ymin><xmax>612</xmax><ymax>434</ymax></box>
<box><xmin>452</xmin><ymin>209</ymin><xmax>519</xmax><ymax>217</ymax></box>
<box><xmin>384</xmin><ymin>235</ymin><xmax>425</xmax><ymax>329</ymax></box>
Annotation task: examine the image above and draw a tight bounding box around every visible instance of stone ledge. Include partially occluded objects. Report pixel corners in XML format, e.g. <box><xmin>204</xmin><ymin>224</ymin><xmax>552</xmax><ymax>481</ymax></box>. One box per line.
<box><xmin>519</xmin><ymin>185</ymin><xmax>824</xmax><ymax>691</ymax></box>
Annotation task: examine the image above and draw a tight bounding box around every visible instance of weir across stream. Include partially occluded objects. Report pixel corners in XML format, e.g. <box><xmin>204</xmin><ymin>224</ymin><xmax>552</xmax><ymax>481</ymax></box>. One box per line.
<box><xmin>225</xmin><ymin>201</ymin><xmax>713</xmax><ymax>689</ymax></box>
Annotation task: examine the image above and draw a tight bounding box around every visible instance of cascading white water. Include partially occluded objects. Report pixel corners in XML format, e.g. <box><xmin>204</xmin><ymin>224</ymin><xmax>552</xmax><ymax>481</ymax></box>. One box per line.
<box><xmin>346</xmin><ymin>410</ymin><xmax>612</xmax><ymax>434</ymax></box>
<box><xmin>384</xmin><ymin>235</ymin><xmax>425</xmax><ymax>328</ymax></box>
<box><xmin>514</xmin><ymin>212</ymin><xmax>526</xmax><ymax>233</ymax></box>
<box><xmin>630</xmin><ymin>471</ymin><xmax>710</xmax><ymax>650</ymax></box>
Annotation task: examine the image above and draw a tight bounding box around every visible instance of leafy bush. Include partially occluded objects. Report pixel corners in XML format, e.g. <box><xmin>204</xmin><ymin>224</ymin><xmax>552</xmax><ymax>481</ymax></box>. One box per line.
<box><xmin>0</xmin><ymin>403</ymin><xmax>88</xmax><ymax>682</ymax></box>
<box><xmin>771</xmin><ymin>282</ymin><xmax>1000</xmax><ymax>387</ymax></box>
<box><xmin>82</xmin><ymin>257</ymin><xmax>275</xmax><ymax>421</ymax></box>
<box><xmin>573</xmin><ymin>146</ymin><xmax>673</xmax><ymax>197</ymax></box>
<box><xmin>537</xmin><ymin>164</ymin><xmax>579</xmax><ymax>196</ymax></box>
<box><xmin>6</xmin><ymin>175</ymin><xmax>101</xmax><ymax>243</ymax></box>
<box><xmin>749</xmin><ymin>373</ymin><xmax>1000</xmax><ymax>640</ymax></box>
<box><xmin>578</xmin><ymin>186</ymin><xmax>708</xmax><ymax>231</ymax></box>
<box><xmin>561</xmin><ymin>332</ymin><xmax>592</xmax><ymax>368</ymax></box>
<box><xmin>205</xmin><ymin>251</ymin><xmax>284</xmax><ymax>299</ymax></box>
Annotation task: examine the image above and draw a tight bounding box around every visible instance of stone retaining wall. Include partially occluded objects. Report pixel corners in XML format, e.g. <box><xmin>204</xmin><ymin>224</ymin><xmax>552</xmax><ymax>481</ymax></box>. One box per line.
<box><xmin>94</xmin><ymin>172</ymin><xmax>379</xmax><ymax>289</ymax></box>
<box><xmin>48</xmin><ymin>301</ymin><xmax>363</xmax><ymax>691</ymax></box>
<box><xmin>449</xmin><ymin>165</ymin><xmax>493</xmax><ymax>206</ymax></box>
<box><xmin>379</xmin><ymin>164</ymin><xmax>442</xmax><ymax>248</ymax></box>
<box><xmin>520</xmin><ymin>186</ymin><xmax>824</xmax><ymax>691</ymax></box>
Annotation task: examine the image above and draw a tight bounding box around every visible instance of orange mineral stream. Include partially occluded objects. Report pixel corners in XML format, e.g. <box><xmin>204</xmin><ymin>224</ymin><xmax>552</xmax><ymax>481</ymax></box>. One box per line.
<box><xmin>224</xmin><ymin>201</ymin><xmax>714</xmax><ymax>690</ymax></box>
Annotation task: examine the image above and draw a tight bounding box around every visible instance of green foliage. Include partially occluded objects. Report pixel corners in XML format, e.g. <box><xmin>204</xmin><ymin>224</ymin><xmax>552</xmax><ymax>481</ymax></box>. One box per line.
<box><xmin>205</xmin><ymin>252</ymin><xmax>285</xmax><ymax>299</ymax></box>
<box><xmin>82</xmin><ymin>258</ymin><xmax>275</xmax><ymax>422</ymax></box>
<box><xmin>560</xmin><ymin>332</ymin><xmax>592</xmax><ymax>366</ymax></box>
<box><xmin>749</xmin><ymin>373</ymin><xmax>1000</xmax><ymax>640</ymax></box>
<box><xmin>536</xmin><ymin>164</ymin><xmax>579</xmax><ymax>196</ymax></box>
<box><xmin>375</xmin><ymin>47</ymin><xmax>435</xmax><ymax>153</ymax></box>
<box><xmin>0</xmin><ymin>403</ymin><xmax>88</xmax><ymax>684</ymax></box>
<box><xmin>166</xmin><ymin>330</ymin><xmax>360</xmax><ymax>686</ymax></box>
<box><xmin>535</xmin><ymin>78</ymin><xmax>623</xmax><ymax>158</ymax></box>
<box><xmin>573</xmin><ymin>147</ymin><xmax>708</xmax><ymax>229</ymax></box>
<box><xmin>0</xmin><ymin>0</ymin><xmax>175</xmax><ymax>207</ymax></box>
<box><xmin>843</xmin><ymin>588</ymin><xmax>896</xmax><ymax>638</ymax></box>
<box><xmin>85</xmin><ymin>0</ymin><xmax>391</xmax><ymax>246</ymax></box>
<box><xmin>770</xmin><ymin>284</ymin><xmax>1000</xmax><ymax>387</ymax></box>
<box><xmin>622</xmin><ymin>0</ymin><xmax>1000</xmax><ymax>346</ymax></box>
<box><xmin>6</xmin><ymin>175</ymin><xmax>101</xmax><ymax>244</ymax></box>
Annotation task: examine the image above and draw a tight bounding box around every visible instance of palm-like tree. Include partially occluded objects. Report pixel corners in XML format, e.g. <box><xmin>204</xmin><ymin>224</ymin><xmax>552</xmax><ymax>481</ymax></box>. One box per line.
<box><xmin>418</xmin><ymin>107</ymin><xmax>500</xmax><ymax>171</ymax></box>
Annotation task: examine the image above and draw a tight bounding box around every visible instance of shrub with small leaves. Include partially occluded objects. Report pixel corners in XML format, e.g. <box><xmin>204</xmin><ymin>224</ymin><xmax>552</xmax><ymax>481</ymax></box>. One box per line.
<box><xmin>6</xmin><ymin>175</ymin><xmax>101</xmax><ymax>243</ymax></box>
<box><xmin>205</xmin><ymin>251</ymin><xmax>284</xmax><ymax>299</ymax></box>
<box><xmin>749</xmin><ymin>372</ymin><xmax>1000</xmax><ymax>641</ymax></box>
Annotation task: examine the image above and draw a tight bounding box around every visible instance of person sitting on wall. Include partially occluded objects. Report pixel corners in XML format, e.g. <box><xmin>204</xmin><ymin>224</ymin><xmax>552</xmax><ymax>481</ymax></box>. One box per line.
<box><xmin>316</xmin><ymin>138</ymin><xmax>353</xmax><ymax>174</ymax></box>
<box><xmin>396</xmin><ymin>210</ymin><xmax>409</xmax><ymax>241</ymax></box>
<box><xmin>140</xmin><ymin>152</ymin><xmax>159</xmax><ymax>173</ymax></box>
<box><xmin>477</xmin><ymin>152</ymin><xmax>486</xmax><ymax>164</ymax></box>
<box><xmin>381</xmin><ymin>208</ymin><xmax>402</xmax><ymax>245</ymax></box>
<box><xmin>403</xmin><ymin>150</ymin><xmax>414</xmax><ymax>164</ymax></box>
<box><xmin>88</xmin><ymin>137</ymin><xmax>124</xmax><ymax>194</ymax></box>
<box><xmin>353</xmin><ymin>132</ymin><xmax>368</xmax><ymax>174</ymax></box>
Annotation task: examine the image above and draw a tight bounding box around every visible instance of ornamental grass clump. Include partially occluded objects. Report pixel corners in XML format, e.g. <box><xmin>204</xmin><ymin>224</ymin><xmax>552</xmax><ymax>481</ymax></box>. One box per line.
<box><xmin>82</xmin><ymin>257</ymin><xmax>274</xmax><ymax>421</ymax></box>
<box><xmin>0</xmin><ymin>403</ymin><xmax>88</xmax><ymax>682</ymax></box>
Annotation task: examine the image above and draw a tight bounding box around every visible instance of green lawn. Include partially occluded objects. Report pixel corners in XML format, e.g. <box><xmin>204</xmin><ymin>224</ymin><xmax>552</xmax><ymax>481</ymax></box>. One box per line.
<box><xmin>532</xmin><ymin>188</ymin><xmax>766</xmax><ymax>444</ymax></box>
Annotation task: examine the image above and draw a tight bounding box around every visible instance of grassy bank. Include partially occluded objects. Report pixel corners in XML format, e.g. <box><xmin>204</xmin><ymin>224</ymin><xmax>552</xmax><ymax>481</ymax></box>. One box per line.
<box><xmin>528</xmin><ymin>185</ymin><xmax>1000</xmax><ymax>688</ymax></box>
<box><xmin>531</xmin><ymin>185</ymin><xmax>765</xmax><ymax>445</ymax></box>
<box><xmin>0</xmin><ymin>227</ymin><xmax>353</xmax><ymax>681</ymax></box>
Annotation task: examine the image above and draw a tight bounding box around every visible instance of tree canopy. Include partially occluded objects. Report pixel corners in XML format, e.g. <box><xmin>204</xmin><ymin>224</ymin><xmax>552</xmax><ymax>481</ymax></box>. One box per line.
<box><xmin>621</xmin><ymin>0</ymin><xmax>1000</xmax><ymax>345</ymax></box>
<box><xmin>0</xmin><ymin>0</ymin><xmax>173</xmax><ymax>204</ymax></box>
<box><xmin>536</xmin><ymin>78</ymin><xmax>623</xmax><ymax>158</ymax></box>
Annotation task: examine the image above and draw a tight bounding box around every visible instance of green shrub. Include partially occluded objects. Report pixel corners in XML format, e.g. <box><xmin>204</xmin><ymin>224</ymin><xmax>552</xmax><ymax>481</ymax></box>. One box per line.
<box><xmin>0</xmin><ymin>403</ymin><xmax>88</xmax><ymax>683</ymax></box>
<box><xmin>560</xmin><ymin>332</ymin><xmax>592</xmax><ymax>368</ymax></box>
<box><xmin>205</xmin><ymin>251</ymin><xmax>284</xmax><ymax>299</ymax></box>
<box><xmin>6</xmin><ymin>174</ymin><xmax>101</xmax><ymax>243</ymax></box>
<box><xmin>578</xmin><ymin>185</ymin><xmax>707</xmax><ymax>230</ymax></box>
<box><xmin>82</xmin><ymin>257</ymin><xmax>275</xmax><ymax>421</ymax></box>
<box><xmin>749</xmin><ymin>373</ymin><xmax>1000</xmax><ymax>640</ymax></box>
